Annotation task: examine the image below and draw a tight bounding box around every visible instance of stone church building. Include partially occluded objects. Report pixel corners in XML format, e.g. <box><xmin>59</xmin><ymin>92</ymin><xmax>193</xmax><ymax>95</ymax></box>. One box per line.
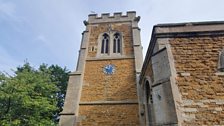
<box><xmin>59</xmin><ymin>11</ymin><xmax>224</xmax><ymax>126</ymax></box>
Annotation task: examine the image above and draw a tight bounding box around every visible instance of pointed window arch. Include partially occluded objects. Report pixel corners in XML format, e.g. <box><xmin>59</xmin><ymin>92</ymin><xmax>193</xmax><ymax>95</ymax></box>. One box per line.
<box><xmin>144</xmin><ymin>80</ymin><xmax>154</xmax><ymax>125</ymax></box>
<box><xmin>113</xmin><ymin>33</ymin><xmax>121</xmax><ymax>53</ymax></box>
<box><xmin>101</xmin><ymin>33</ymin><xmax>109</xmax><ymax>54</ymax></box>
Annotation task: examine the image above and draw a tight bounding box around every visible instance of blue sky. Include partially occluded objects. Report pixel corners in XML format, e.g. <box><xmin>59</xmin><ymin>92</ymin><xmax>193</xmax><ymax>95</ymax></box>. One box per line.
<box><xmin>1</xmin><ymin>0</ymin><xmax>224</xmax><ymax>73</ymax></box>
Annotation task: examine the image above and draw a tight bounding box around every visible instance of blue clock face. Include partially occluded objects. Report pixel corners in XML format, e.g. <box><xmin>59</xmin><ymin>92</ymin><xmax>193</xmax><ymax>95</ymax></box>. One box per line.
<box><xmin>103</xmin><ymin>64</ymin><xmax>115</xmax><ymax>75</ymax></box>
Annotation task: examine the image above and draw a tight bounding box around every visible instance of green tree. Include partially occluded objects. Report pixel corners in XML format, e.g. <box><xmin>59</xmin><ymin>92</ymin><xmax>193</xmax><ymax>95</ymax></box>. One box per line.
<box><xmin>39</xmin><ymin>64</ymin><xmax>70</xmax><ymax>122</ymax></box>
<box><xmin>0</xmin><ymin>63</ymin><xmax>70</xmax><ymax>125</ymax></box>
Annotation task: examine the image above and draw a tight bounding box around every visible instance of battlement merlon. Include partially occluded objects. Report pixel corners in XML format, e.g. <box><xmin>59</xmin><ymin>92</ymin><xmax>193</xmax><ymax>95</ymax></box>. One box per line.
<box><xmin>85</xmin><ymin>11</ymin><xmax>140</xmax><ymax>25</ymax></box>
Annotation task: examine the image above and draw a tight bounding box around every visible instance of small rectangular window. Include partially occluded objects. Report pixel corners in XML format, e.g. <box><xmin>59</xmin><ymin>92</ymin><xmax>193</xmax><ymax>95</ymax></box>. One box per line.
<box><xmin>89</xmin><ymin>46</ymin><xmax>95</xmax><ymax>52</ymax></box>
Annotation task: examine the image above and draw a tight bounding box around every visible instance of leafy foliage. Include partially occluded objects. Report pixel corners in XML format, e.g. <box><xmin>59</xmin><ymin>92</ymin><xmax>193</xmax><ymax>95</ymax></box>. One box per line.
<box><xmin>0</xmin><ymin>63</ymin><xmax>70</xmax><ymax>125</ymax></box>
<box><xmin>39</xmin><ymin>64</ymin><xmax>70</xmax><ymax>121</ymax></box>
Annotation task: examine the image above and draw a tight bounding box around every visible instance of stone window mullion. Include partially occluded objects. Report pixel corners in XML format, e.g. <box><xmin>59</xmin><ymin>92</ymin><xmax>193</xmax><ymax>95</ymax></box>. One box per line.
<box><xmin>113</xmin><ymin>33</ymin><xmax>122</xmax><ymax>54</ymax></box>
<box><xmin>101</xmin><ymin>33</ymin><xmax>109</xmax><ymax>54</ymax></box>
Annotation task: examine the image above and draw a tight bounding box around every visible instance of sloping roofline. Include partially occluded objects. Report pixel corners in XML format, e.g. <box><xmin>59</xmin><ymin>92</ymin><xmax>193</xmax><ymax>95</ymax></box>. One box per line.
<box><xmin>140</xmin><ymin>20</ymin><xmax>224</xmax><ymax>82</ymax></box>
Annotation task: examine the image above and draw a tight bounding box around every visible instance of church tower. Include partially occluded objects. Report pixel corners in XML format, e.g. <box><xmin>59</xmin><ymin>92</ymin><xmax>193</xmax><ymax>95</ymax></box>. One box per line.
<box><xmin>59</xmin><ymin>11</ymin><xmax>143</xmax><ymax>126</ymax></box>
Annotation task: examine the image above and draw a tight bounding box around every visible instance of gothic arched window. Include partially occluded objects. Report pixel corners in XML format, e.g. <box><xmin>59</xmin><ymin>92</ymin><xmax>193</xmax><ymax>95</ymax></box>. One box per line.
<box><xmin>113</xmin><ymin>33</ymin><xmax>121</xmax><ymax>53</ymax></box>
<box><xmin>101</xmin><ymin>33</ymin><xmax>109</xmax><ymax>54</ymax></box>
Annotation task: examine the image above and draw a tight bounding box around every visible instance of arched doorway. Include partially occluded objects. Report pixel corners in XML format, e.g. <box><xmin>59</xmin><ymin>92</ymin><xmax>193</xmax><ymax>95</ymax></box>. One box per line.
<box><xmin>144</xmin><ymin>80</ymin><xmax>153</xmax><ymax>125</ymax></box>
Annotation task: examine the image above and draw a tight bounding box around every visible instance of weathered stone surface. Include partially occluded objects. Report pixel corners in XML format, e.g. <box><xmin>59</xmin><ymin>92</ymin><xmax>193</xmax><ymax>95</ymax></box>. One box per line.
<box><xmin>62</xmin><ymin>13</ymin><xmax>224</xmax><ymax>126</ymax></box>
<box><xmin>81</xmin><ymin>59</ymin><xmax>137</xmax><ymax>101</ymax></box>
<box><xmin>170</xmin><ymin>36</ymin><xmax>224</xmax><ymax>125</ymax></box>
<box><xmin>139</xmin><ymin>22</ymin><xmax>224</xmax><ymax>126</ymax></box>
<box><xmin>76</xmin><ymin>12</ymin><xmax>141</xmax><ymax>126</ymax></box>
<box><xmin>78</xmin><ymin>105</ymin><xmax>139</xmax><ymax>126</ymax></box>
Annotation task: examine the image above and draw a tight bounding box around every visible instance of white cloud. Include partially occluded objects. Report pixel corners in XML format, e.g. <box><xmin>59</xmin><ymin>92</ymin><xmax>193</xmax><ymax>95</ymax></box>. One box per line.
<box><xmin>0</xmin><ymin>1</ymin><xmax>15</xmax><ymax>17</ymax></box>
<box><xmin>36</xmin><ymin>35</ymin><xmax>50</xmax><ymax>46</ymax></box>
<box><xmin>0</xmin><ymin>1</ymin><xmax>28</xmax><ymax>33</ymax></box>
<box><xmin>0</xmin><ymin>1</ymin><xmax>23</xmax><ymax>23</ymax></box>
<box><xmin>37</xmin><ymin>35</ymin><xmax>47</xmax><ymax>42</ymax></box>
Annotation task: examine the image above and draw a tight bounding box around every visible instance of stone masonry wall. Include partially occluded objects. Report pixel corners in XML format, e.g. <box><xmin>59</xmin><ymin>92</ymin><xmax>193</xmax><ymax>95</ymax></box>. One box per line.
<box><xmin>81</xmin><ymin>59</ymin><xmax>137</xmax><ymax>101</ymax></box>
<box><xmin>78</xmin><ymin>59</ymin><xmax>139</xmax><ymax>125</ymax></box>
<box><xmin>78</xmin><ymin>20</ymin><xmax>139</xmax><ymax>125</ymax></box>
<box><xmin>78</xmin><ymin>105</ymin><xmax>139</xmax><ymax>126</ymax></box>
<box><xmin>170</xmin><ymin>36</ymin><xmax>224</xmax><ymax>125</ymax></box>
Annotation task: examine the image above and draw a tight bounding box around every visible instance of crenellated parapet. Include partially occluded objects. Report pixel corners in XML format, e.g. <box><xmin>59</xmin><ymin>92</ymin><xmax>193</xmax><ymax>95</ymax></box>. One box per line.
<box><xmin>85</xmin><ymin>11</ymin><xmax>140</xmax><ymax>25</ymax></box>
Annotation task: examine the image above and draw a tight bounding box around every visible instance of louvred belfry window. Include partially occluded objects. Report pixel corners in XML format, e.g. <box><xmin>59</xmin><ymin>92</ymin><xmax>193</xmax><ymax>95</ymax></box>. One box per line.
<box><xmin>113</xmin><ymin>33</ymin><xmax>121</xmax><ymax>53</ymax></box>
<box><xmin>101</xmin><ymin>33</ymin><xmax>109</xmax><ymax>54</ymax></box>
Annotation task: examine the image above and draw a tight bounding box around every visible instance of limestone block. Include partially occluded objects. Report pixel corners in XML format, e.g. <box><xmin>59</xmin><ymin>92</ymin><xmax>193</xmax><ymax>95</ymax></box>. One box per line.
<box><xmin>152</xmin><ymin>48</ymin><xmax>171</xmax><ymax>84</ymax></box>
<box><xmin>152</xmin><ymin>81</ymin><xmax>178</xmax><ymax>125</ymax></box>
